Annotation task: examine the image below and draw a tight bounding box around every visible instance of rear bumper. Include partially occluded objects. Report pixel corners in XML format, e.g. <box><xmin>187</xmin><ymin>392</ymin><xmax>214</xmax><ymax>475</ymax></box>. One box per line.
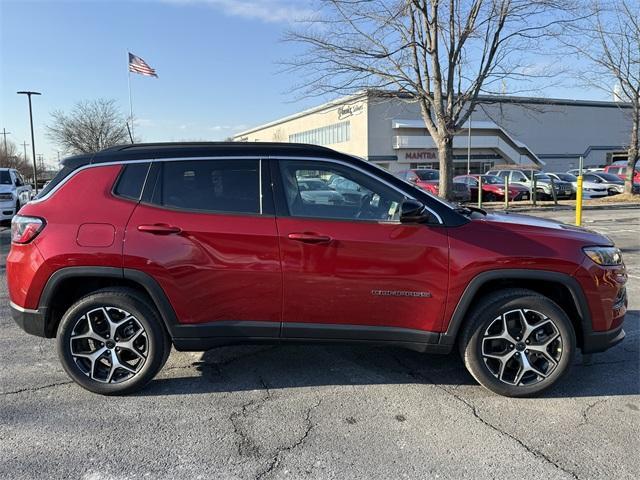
<box><xmin>10</xmin><ymin>302</ymin><xmax>47</xmax><ymax>337</ymax></box>
<box><xmin>582</xmin><ymin>325</ymin><xmax>625</xmax><ymax>354</ymax></box>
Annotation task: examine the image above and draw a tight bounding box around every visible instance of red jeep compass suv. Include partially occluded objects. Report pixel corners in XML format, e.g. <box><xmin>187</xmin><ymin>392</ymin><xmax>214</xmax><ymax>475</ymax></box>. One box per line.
<box><xmin>8</xmin><ymin>143</ymin><xmax>627</xmax><ymax>396</ymax></box>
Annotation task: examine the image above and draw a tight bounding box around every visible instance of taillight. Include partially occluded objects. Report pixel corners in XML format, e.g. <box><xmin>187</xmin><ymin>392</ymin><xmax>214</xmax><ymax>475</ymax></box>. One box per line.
<box><xmin>11</xmin><ymin>215</ymin><xmax>45</xmax><ymax>244</ymax></box>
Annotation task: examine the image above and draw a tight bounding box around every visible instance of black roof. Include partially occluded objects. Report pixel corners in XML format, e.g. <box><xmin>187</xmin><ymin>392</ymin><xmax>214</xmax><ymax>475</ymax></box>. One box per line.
<box><xmin>61</xmin><ymin>142</ymin><xmax>353</xmax><ymax>169</ymax></box>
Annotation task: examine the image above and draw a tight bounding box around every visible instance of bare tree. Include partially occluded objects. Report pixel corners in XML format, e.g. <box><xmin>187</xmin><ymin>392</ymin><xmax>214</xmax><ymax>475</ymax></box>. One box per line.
<box><xmin>0</xmin><ymin>140</ymin><xmax>46</xmax><ymax>179</ymax></box>
<box><xmin>47</xmin><ymin>99</ymin><xmax>131</xmax><ymax>154</ymax></box>
<box><xmin>564</xmin><ymin>1</ymin><xmax>639</xmax><ymax>194</ymax></box>
<box><xmin>287</xmin><ymin>0</ymin><xmax>577</xmax><ymax>199</ymax></box>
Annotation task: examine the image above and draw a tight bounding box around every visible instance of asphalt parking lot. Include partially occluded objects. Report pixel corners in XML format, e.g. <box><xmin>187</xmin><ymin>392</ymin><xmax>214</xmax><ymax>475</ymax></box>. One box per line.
<box><xmin>1</xmin><ymin>207</ymin><xmax>638</xmax><ymax>480</ymax></box>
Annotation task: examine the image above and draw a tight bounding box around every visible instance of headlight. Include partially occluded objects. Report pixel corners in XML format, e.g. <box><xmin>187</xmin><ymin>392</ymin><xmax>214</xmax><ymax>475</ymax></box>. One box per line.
<box><xmin>583</xmin><ymin>246</ymin><xmax>623</xmax><ymax>266</ymax></box>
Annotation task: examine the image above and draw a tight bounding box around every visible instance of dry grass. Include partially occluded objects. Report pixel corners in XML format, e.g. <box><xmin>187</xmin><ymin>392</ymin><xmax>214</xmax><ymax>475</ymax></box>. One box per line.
<box><xmin>480</xmin><ymin>193</ymin><xmax>640</xmax><ymax>208</ymax></box>
<box><xmin>589</xmin><ymin>193</ymin><xmax>640</xmax><ymax>203</ymax></box>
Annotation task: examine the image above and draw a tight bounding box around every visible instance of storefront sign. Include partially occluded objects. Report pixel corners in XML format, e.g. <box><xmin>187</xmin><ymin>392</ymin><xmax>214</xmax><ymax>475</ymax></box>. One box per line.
<box><xmin>338</xmin><ymin>104</ymin><xmax>364</xmax><ymax>120</ymax></box>
<box><xmin>405</xmin><ymin>150</ymin><xmax>436</xmax><ymax>160</ymax></box>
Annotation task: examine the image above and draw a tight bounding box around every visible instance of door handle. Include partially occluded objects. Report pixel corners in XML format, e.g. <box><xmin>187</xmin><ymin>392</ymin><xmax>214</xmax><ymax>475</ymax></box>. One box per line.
<box><xmin>137</xmin><ymin>224</ymin><xmax>182</xmax><ymax>235</ymax></box>
<box><xmin>287</xmin><ymin>232</ymin><xmax>332</xmax><ymax>244</ymax></box>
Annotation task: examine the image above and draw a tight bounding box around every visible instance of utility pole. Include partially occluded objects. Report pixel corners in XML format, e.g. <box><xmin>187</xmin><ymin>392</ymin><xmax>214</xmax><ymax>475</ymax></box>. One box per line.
<box><xmin>22</xmin><ymin>141</ymin><xmax>30</xmax><ymax>167</ymax></box>
<box><xmin>17</xmin><ymin>90</ymin><xmax>42</xmax><ymax>194</ymax></box>
<box><xmin>1</xmin><ymin>128</ymin><xmax>11</xmax><ymax>155</ymax></box>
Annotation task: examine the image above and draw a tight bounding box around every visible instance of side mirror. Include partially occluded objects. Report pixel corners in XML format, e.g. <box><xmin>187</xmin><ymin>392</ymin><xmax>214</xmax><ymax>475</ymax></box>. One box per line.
<box><xmin>400</xmin><ymin>199</ymin><xmax>431</xmax><ymax>223</ymax></box>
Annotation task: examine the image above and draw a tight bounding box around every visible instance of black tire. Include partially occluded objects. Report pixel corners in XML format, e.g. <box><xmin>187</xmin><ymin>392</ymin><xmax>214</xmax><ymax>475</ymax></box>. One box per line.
<box><xmin>459</xmin><ymin>288</ymin><xmax>576</xmax><ymax>397</ymax></box>
<box><xmin>15</xmin><ymin>199</ymin><xmax>21</xmax><ymax>214</ymax></box>
<box><xmin>56</xmin><ymin>288</ymin><xmax>171</xmax><ymax>395</ymax></box>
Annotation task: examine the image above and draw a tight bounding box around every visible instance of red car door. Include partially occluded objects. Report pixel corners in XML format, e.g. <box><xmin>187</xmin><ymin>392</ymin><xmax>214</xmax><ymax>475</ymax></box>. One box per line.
<box><xmin>123</xmin><ymin>159</ymin><xmax>282</xmax><ymax>337</ymax></box>
<box><xmin>274</xmin><ymin>159</ymin><xmax>450</xmax><ymax>342</ymax></box>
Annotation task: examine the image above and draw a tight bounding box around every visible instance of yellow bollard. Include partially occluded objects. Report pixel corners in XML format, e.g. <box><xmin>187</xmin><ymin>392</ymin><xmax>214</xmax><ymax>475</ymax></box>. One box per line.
<box><xmin>504</xmin><ymin>176</ymin><xmax>509</xmax><ymax>209</ymax></box>
<box><xmin>575</xmin><ymin>175</ymin><xmax>583</xmax><ymax>226</ymax></box>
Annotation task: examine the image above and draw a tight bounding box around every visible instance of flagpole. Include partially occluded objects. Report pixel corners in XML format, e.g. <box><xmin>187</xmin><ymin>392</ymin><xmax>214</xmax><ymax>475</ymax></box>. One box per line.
<box><xmin>127</xmin><ymin>51</ymin><xmax>134</xmax><ymax>142</ymax></box>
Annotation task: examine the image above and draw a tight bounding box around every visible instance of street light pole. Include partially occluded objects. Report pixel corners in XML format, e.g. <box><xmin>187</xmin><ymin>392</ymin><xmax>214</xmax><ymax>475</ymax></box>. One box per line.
<box><xmin>17</xmin><ymin>91</ymin><xmax>41</xmax><ymax>194</ymax></box>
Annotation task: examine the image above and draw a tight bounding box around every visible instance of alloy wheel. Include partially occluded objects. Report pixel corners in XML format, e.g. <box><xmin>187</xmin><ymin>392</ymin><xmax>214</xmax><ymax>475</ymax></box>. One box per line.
<box><xmin>481</xmin><ymin>309</ymin><xmax>563</xmax><ymax>386</ymax></box>
<box><xmin>69</xmin><ymin>307</ymin><xmax>148</xmax><ymax>383</ymax></box>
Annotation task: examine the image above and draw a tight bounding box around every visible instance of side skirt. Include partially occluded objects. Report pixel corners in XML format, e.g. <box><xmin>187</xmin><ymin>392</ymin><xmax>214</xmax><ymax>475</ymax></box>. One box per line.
<box><xmin>172</xmin><ymin>322</ymin><xmax>451</xmax><ymax>354</ymax></box>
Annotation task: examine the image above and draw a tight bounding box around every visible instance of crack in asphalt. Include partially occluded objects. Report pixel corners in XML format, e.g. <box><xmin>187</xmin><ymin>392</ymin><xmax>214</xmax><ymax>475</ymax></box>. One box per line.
<box><xmin>391</xmin><ymin>354</ymin><xmax>581</xmax><ymax>480</ymax></box>
<box><xmin>1</xmin><ymin>380</ymin><xmax>73</xmax><ymax>396</ymax></box>
<box><xmin>254</xmin><ymin>398</ymin><xmax>323</xmax><ymax>480</ymax></box>
<box><xmin>578</xmin><ymin>399</ymin><xmax>607</xmax><ymax>427</ymax></box>
<box><xmin>230</xmin><ymin>397</ymin><xmax>265</xmax><ymax>458</ymax></box>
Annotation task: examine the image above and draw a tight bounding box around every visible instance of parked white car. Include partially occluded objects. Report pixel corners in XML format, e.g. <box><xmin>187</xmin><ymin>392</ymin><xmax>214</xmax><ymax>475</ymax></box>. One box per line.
<box><xmin>0</xmin><ymin>168</ymin><xmax>32</xmax><ymax>221</ymax></box>
<box><xmin>547</xmin><ymin>172</ymin><xmax>608</xmax><ymax>199</ymax></box>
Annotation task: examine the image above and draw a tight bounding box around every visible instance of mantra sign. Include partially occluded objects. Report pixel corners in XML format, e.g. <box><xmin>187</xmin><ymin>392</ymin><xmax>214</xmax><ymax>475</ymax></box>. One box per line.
<box><xmin>404</xmin><ymin>150</ymin><xmax>437</xmax><ymax>160</ymax></box>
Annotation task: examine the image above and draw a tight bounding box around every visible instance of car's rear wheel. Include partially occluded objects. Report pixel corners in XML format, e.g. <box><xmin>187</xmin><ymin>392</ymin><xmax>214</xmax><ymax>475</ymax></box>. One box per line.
<box><xmin>56</xmin><ymin>288</ymin><xmax>170</xmax><ymax>395</ymax></box>
<box><xmin>459</xmin><ymin>289</ymin><xmax>576</xmax><ymax>397</ymax></box>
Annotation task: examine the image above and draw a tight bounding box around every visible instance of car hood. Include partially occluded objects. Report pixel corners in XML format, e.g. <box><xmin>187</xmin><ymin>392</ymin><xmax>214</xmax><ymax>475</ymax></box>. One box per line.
<box><xmin>476</xmin><ymin>211</ymin><xmax>612</xmax><ymax>245</ymax></box>
<box><xmin>0</xmin><ymin>185</ymin><xmax>15</xmax><ymax>193</ymax></box>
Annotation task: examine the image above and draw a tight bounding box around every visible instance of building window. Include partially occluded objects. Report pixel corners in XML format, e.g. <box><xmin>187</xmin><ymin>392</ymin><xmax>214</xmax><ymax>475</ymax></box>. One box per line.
<box><xmin>289</xmin><ymin>121</ymin><xmax>351</xmax><ymax>146</ymax></box>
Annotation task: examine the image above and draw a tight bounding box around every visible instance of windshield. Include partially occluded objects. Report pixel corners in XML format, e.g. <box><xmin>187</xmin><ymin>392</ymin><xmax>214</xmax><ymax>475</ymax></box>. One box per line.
<box><xmin>415</xmin><ymin>170</ymin><xmax>439</xmax><ymax>181</ymax></box>
<box><xmin>0</xmin><ymin>171</ymin><xmax>12</xmax><ymax>185</ymax></box>
<box><xmin>481</xmin><ymin>175</ymin><xmax>502</xmax><ymax>185</ymax></box>
<box><xmin>596</xmin><ymin>173</ymin><xmax>624</xmax><ymax>182</ymax></box>
<box><xmin>552</xmin><ymin>173</ymin><xmax>576</xmax><ymax>182</ymax></box>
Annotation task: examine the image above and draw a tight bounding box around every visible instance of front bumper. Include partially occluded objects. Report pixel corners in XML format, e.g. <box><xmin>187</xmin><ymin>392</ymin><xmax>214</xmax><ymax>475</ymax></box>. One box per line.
<box><xmin>582</xmin><ymin>325</ymin><xmax>625</xmax><ymax>354</ymax></box>
<box><xmin>10</xmin><ymin>302</ymin><xmax>47</xmax><ymax>337</ymax></box>
<box><xmin>0</xmin><ymin>200</ymin><xmax>16</xmax><ymax>221</ymax></box>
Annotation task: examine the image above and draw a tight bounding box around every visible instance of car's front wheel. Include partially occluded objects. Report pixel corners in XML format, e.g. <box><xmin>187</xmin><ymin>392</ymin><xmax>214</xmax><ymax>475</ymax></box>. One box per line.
<box><xmin>56</xmin><ymin>288</ymin><xmax>171</xmax><ymax>395</ymax></box>
<box><xmin>459</xmin><ymin>289</ymin><xmax>576</xmax><ymax>397</ymax></box>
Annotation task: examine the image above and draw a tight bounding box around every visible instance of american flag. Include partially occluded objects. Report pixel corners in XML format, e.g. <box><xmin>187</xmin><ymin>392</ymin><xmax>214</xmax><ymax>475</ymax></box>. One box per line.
<box><xmin>128</xmin><ymin>52</ymin><xmax>158</xmax><ymax>77</ymax></box>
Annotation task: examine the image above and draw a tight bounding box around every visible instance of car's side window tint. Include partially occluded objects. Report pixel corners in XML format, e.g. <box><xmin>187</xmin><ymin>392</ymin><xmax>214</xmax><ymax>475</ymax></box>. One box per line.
<box><xmin>153</xmin><ymin>159</ymin><xmax>260</xmax><ymax>214</ymax></box>
<box><xmin>279</xmin><ymin>160</ymin><xmax>404</xmax><ymax>222</ymax></box>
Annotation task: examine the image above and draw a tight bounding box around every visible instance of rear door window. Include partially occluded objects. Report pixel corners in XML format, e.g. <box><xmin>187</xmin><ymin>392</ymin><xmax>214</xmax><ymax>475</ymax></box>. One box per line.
<box><xmin>151</xmin><ymin>159</ymin><xmax>261</xmax><ymax>214</ymax></box>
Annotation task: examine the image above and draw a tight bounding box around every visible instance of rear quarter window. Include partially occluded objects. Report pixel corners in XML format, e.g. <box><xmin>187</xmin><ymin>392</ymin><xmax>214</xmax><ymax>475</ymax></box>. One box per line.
<box><xmin>113</xmin><ymin>163</ymin><xmax>151</xmax><ymax>200</ymax></box>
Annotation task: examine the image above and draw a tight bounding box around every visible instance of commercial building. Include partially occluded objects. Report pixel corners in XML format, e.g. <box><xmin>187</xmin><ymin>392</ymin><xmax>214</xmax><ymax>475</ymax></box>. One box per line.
<box><xmin>234</xmin><ymin>90</ymin><xmax>632</xmax><ymax>174</ymax></box>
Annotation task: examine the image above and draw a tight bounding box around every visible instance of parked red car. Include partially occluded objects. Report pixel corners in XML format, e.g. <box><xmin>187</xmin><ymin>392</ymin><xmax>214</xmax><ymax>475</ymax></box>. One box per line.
<box><xmin>8</xmin><ymin>143</ymin><xmax>626</xmax><ymax>397</ymax></box>
<box><xmin>454</xmin><ymin>174</ymin><xmax>530</xmax><ymax>201</ymax></box>
<box><xmin>603</xmin><ymin>164</ymin><xmax>640</xmax><ymax>184</ymax></box>
<box><xmin>396</xmin><ymin>169</ymin><xmax>470</xmax><ymax>202</ymax></box>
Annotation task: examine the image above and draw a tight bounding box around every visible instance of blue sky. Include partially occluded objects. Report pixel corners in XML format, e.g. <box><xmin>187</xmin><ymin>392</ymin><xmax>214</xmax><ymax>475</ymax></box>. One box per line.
<box><xmin>1</xmin><ymin>0</ymin><xmax>608</xmax><ymax>163</ymax></box>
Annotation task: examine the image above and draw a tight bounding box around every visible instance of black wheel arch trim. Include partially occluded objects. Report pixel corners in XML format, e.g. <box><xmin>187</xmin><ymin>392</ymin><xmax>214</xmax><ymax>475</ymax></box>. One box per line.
<box><xmin>37</xmin><ymin>266</ymin><xmax>179</xmax><ymax>337</ymax></box>
<box><xmin>440</xmin><ymin>269</ymin><xmax>593</xmax><ymax>346</ymax></box>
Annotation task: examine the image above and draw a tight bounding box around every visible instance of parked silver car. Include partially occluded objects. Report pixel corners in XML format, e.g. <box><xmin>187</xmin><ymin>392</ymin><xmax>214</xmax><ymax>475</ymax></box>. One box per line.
<box><xmin>547</xmin><ymin>172</ymin><xmax>608</xmax><ymax>199</ymax></box>
<box><xmin>582</xmin><ymin>172</ymin><xmax>625</xmax><ymax>196</ymax></box>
